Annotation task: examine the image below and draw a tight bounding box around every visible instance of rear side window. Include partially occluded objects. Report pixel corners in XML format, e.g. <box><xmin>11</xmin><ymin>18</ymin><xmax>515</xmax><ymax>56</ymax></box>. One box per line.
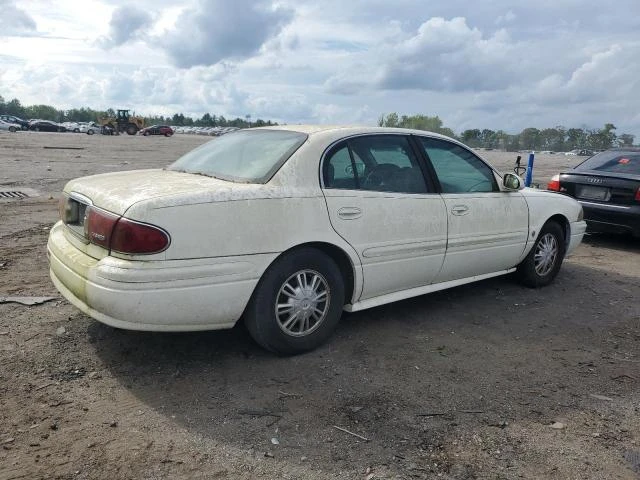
<box><xmin>576</xmin><ymin>151</ymin><xmax>640</xmax><ymax>175</ymax></box>
<box><xmin>168</xmin><ymin>129</ymin><xmax>308</xmax><ymax>183</ymax></box>
<box><xmin>419</xmin><ymin>137</ymin><xmax>498</xmax><ymax>193</ymax></box>
<box><xmin>323</xmin><ymin>135</ymin><xmax>428</xmax><ymax>194</ymax></box>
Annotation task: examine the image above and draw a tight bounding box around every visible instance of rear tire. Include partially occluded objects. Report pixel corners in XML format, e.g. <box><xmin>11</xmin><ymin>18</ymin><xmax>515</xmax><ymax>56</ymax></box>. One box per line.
<box><xmin>245</xmin><ymin>248</ymin><xmax>345</xmax><ymax>355</ymax></box>
<box><xmin>516</xmin><ymin>221</ymin><xmax>566</xmax><ymax>288</ymax></box>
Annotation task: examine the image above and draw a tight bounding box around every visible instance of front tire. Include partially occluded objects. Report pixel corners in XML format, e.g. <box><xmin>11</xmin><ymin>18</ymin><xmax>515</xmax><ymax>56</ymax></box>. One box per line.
<box><xmin>245</xmin><ymin>248</ymin><xmax>345</xmax><ymax>355</ymax></box>
<box><xmin>517</xmin><ymin>221</ymin><xmax>566</xmax><ymax>287</ymax></box>
<box><xmin>9</xmin><ymin>126</ymin><xmax>16</xmax><ymax>132</ymax></box>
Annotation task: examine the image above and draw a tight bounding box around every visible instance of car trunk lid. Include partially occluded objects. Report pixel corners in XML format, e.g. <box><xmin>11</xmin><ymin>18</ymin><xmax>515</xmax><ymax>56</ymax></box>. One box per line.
<box><xmin>63</xmin><ymin>169</ymin><xmax>237</xmax><ymax>215</ymax></box>
<box><xmin>60</xmin><ymin>169</ymin><xmax>241</xmax><ymax>259</ymax></box>
<box><xmin>559</xmin><ymin>170</ymin><xmax>640</xmax><ymax>205</ymax></box>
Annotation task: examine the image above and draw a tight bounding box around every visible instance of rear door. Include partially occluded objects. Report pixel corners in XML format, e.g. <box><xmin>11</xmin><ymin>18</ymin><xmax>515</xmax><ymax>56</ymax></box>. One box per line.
<box><xmin>322</xmin><ymin>134</ymin><xmax>447</xmax><ymax>301</ymax></box>
<box><xmin>416</xmin><ymin>136</ymin><xmax>529</xmax><ymax>282</ymax></box>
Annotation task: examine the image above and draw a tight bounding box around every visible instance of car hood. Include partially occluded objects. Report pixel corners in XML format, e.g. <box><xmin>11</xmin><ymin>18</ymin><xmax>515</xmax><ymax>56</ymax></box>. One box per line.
<box><xmin>63</xmin><ymin>169</ymin><xmax>312</xmax><ymax>216</ymax></box>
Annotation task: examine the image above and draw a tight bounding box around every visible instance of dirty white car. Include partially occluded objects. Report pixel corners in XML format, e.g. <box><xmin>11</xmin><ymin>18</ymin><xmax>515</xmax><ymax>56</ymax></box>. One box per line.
<box><xmin>78</xmin><ymin>122</ymin><xmax>102</xmax><ymax>135</ymax></box>
<box><xmin>0</xmin><ymin>119</ymin><xmax>21</xmax><ymax>132</ymax></box>
<box><xmin>48</xmin><ymin>126</ymin><xmax>586</xmax><ymax>354</ymax></box>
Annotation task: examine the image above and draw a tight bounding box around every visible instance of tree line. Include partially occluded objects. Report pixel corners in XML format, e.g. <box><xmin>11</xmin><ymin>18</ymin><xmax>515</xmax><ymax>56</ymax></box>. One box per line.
<box><xmin>1</xmin><ymin>95</ymin><xmax>634</xmax><ymax>150</ymax></box>
<box><xmin>0</xmin><ymin>96</ymin><xmax>276</xmax><ymax>129</ymax></box>
<box><xmin>378</xmin><ymin>113</ymin><xmax>635</xmax><ymax>151</ymax></box>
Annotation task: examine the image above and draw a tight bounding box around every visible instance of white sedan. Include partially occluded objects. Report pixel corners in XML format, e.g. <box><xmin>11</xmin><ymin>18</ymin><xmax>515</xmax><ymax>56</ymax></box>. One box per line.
<box><xmin>48</xmin><ymin>126</ymin><xmax>586</xmax><ymax>354</ymax></box>
<box><xmin>0</xmin><ymin>119</ymin><xmax>21</xmax><ymax>132</ymax></box>
<box><xmin>78</xmin><ymin>122</ymin><xmax>102</xmax><ymax>135</ymax></box>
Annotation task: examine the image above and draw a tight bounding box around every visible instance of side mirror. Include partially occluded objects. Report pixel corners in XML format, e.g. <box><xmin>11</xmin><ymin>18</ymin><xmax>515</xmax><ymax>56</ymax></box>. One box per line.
<box><xmin>503</xmin><ymin>173</ymin><xmax>523</xmax><ymax>190</ymax></box>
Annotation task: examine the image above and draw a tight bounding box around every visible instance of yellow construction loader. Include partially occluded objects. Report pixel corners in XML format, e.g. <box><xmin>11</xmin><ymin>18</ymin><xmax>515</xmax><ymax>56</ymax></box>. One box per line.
<box><xmin>98</xmin><ymin>109</ymin><xmax>145</xmax><ymax>135</ymax></box>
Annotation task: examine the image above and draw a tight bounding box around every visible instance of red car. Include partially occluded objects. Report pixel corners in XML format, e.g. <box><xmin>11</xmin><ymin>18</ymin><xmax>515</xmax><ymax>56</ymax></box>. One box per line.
<box><xmin>140</xmin><ymin>125</ymin><xmax>174</xmax><ymax>137</ymax></box>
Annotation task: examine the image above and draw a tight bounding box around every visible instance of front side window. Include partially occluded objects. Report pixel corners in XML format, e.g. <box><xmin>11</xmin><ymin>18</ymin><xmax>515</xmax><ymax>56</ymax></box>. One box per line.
<box><xmin>323</xmin><ymin>135</ymin><xmax>428</xmax><ymax>194</ymax></box>
<box><xmin>419</xmin><ymin>137</ymin><xmax>498</xmax><ymax>193</ymax></box>
<box><xmin>168</xmin><ymin>129</ymin><xmax>308</xmax><ymax>183</ymax></box>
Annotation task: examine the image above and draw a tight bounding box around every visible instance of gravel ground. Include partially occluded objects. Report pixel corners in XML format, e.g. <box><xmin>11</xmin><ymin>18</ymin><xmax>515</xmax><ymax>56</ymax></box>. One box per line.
<box><xmin>0</xmin><ymin>130</ymin><xmax>638</xmax><ymax>479</ymax></box>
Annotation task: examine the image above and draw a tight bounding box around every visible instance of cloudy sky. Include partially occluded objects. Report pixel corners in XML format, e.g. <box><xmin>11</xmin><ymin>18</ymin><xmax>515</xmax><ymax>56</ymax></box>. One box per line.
<box><xmin>2</xmin><ymin>0</ymin><xmax>640</xmax><ymax>137</ymax></box>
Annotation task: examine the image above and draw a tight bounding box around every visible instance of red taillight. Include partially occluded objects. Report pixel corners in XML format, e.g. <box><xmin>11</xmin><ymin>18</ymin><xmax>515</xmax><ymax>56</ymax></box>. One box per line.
<box><xmin>547</xmin><ymin>174</ymin><xmax>561</xmax><ymax>191</ymax></box>
<box><xmin>635</xmin><ymin>187</ymin><xmax>640</xmax><ymax>202</ymax></box>
<box><xmin>84</xmin><ymin>206</ymin><xmax>169</xmax><ymax>254</ymax></box>
<box><xmin>85</xmin><ymin>207</ymin><xmax>118</xmax><ymax>249</ymax></box>
<box><xmin>110</xmin><ymin>218</ymin><xmax>170</xmax><ymax>254</ymax></box>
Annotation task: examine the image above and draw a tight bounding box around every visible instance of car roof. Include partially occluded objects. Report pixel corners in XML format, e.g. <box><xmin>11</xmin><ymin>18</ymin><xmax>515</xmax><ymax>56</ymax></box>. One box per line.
<box><xmin>254</xmin><ymin>124</ymin><xmax>456</xmax><ymax>142</ymax></box>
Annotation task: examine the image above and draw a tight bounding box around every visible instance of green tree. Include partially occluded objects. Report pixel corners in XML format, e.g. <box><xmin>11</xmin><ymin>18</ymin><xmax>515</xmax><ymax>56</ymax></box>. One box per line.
<box><xmin>379</xmin><ymin>113</ymin><xmax>454</xmax><ymax>137</ymax></box>
<box><xmin>618</xmin><ymin>133</ymin><xmax>635</xmax><ymax>146</ymax></box>
<box><xmin>5</xmin><ymin>98</ymin><xmax>25</xmax><ymax>117</ymax></box>
<box><xmin>587</xmin><ymin>123</ymin><xmax>617</xmax><ymax>150</ymax></box>
<box><xmin>520</xmin><ymin>128</ymin><xmax>541</xmax><ymax>150</ymax></box>
<box><xmin>539</xmin><ymin>126</ymin><xmax>566</xmax><ymax>151</ymax></box>
<box><xmin>461</xmin><ymin>129</ymin><xmax>482</xmax><ymax>147</ymax></box>
<box><xmin>566</xmin><ymin>128</ymin><xmax>587</xmax><ymax>149</ymax></box>
<box><xmin>378</xmin><ymin>112</ymin><xmax>400</xmax><ymax>128</ymax></box>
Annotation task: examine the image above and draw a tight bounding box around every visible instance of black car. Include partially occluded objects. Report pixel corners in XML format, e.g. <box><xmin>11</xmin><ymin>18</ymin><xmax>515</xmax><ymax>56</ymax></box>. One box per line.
<box><xmin>548</xmin><ymin>148</ymin><xmax>640</xmax><ymax>237</ymax></box>
<box><xmin>0</xmin><ymin>114</ymin><xmax>29</xmax><ymax>130</ymax></box>
<box><xmin>29</xmin><ymin>120</ymin><xmax>67</xmax><ymax>133</ymax></box>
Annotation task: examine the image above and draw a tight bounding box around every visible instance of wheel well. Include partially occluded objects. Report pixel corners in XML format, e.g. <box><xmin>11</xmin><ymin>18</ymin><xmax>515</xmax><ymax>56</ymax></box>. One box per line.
<box><xmin>282</xmin><ymin>242</ymin><xmax>356</xmax><ymax>304</ymax></box>
<box><xmin>545</xmin><ymin>214</ymin><xmax>570</xmax><ymax>248</ymax></box>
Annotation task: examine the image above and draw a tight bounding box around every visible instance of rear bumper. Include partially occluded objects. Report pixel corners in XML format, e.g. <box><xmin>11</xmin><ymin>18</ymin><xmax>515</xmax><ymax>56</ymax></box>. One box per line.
<box><xmin>579</xmin><ymin>200</ymin><xmax>640</xmax><ymax>236</ymax></box>
<box><xmin>47</xmin><ymin>221</ymin><xmax>275</xmax><ymax>331</ymax></box>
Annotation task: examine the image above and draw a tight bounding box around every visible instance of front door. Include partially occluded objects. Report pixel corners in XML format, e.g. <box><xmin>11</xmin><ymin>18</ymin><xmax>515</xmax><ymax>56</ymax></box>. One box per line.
<box><xmin>416</xmin><ymin>137</ymin><xmax>529</xmax><ymax>282</ymax></box>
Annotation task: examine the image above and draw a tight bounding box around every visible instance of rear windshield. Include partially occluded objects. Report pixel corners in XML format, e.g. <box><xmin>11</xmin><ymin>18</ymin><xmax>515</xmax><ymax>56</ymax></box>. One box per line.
<box><xmin>576</xmin><ymin>151</ymin><xmax>640</xmax><ymax>175</ymax></box>
<box><xmin>168</xmin><ymin>129</ymin><xmax>308</xmax><ymax>183</ymax></box>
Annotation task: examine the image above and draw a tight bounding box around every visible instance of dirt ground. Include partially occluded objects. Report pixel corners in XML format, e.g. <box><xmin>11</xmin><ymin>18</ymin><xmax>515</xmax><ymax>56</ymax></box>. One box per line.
<box><xmin>0</xmin><ymin>131</ymin><xmax>638</xmax><ymax>480</ymax></box>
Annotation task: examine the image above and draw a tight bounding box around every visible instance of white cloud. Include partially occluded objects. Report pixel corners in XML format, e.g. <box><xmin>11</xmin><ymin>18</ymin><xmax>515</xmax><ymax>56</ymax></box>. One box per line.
<box><xmin>159</xmin><ymin>0</ymin><xmax>295</xmax><ymax>68</ymax></box>
<box><xmin>98</xmin><ymin>5</ymin><xmax>154</xmax><ymax>48</ymax></box>
<box><xmin>0</xmin><ymin>0</ymin><xmax>37</xmax><ymax>36</ymax></box>
<box><xmin>376</xmin><ymin>17</ymin><xmax>517</xmax><ymax>92</ymax></box>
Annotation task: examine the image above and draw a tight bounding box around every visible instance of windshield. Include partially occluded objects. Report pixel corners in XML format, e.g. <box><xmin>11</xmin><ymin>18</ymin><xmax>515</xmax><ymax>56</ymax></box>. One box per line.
<box><xmin>576</xmin><ymin>150</ymin><xmax>640</xmax><ymax>175</ymax></box>
<box><xmin>168</xmin><ymin>129</ymin><xmax>308</xmax><ymax>183</ymax></box>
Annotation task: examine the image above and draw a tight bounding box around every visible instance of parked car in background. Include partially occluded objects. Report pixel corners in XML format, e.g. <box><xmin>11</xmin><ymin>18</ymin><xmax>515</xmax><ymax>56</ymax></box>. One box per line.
<box><xmin>548</xmin><ymin>148</ymin><xmax>640</xmax><ymax>237</ymax></box>
<box><xmin>29</xmin><ymin>120</ymin><xmax>66</xmax><ymax>132</ymax></box>
<box><xmin>0</xmin><ymin>114</ymin><xmax>29</xmax><ymax>130</ymax></box>
<box><xmin>62</xmin><ymin>122</ymin><xmax>81</xmax><ymax>133</ymax></box>
<box><xmin>139</xmin><ymin>125</ymin><xmax>173</xmax><ymax>137</ymax></box>
<box><xmin>48</xmin><ymin>126</ymin><xmax>586</xmax><ymax>354</ymax></box>
<box><xmin>78</xmin><ymin>122</ymin><xmax>103</xmax><ymax>135</ymax></box>
<box><xmin>565</xmin><ymin>149</ymin><xmax>593</xmax><ymax>156</ymax></box>
<box><xmin>0</xmin><ymin>119</ymin><xmax>21</xmax><ymax>132</ymax></box>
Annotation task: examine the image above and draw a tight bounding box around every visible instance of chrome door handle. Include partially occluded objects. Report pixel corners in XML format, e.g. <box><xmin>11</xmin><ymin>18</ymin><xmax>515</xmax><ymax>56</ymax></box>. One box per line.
<box><xmin>337</xmin><ymin>207</ymin><xmax>362</xmax><ymax>219</ymax></box>
<box><xmin>451</xmin><ymin>205</ymin><xmax>469</xmax><ymax>215</ymax></box>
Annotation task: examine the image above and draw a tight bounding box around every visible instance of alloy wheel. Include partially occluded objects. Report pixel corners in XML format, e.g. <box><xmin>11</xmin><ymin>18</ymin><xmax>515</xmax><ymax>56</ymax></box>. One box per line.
<box><xmin>534</xmin><ymin>233</ymin><xmax>559</xmax><ymax>276</ymax></box>
<box><xmin>275</xmin><ymin>269</ymin><xmax>330</xmax><ymax>337</ymax></box>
